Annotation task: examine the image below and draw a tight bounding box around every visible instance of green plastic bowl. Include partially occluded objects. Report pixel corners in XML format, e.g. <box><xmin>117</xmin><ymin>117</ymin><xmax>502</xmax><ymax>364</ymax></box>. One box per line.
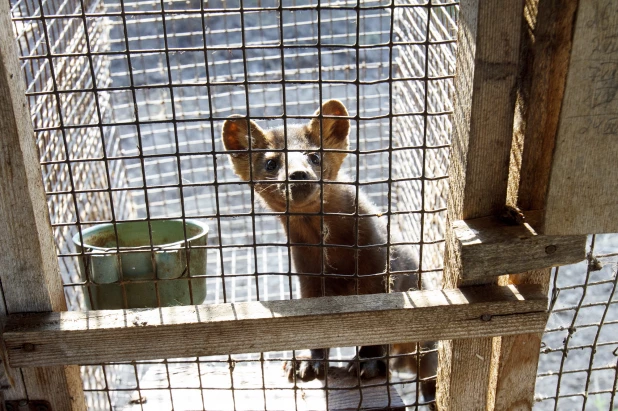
<box><xmin>73</xmin><ymin>220</ymin><xmax>208</xmax><ymax>309</ymax></box>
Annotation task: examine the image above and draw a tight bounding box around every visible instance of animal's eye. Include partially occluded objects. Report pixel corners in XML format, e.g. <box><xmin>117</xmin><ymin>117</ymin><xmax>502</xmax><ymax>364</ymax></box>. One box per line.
<box><xmin>265</xmin><ymin>159</ymin><xmax>278</xmax><ymax>171</ymax></box>
<box><xmin>308</xmin><ymin>153</ymin><xmax>321</xmax><ymax>165</ymax></box>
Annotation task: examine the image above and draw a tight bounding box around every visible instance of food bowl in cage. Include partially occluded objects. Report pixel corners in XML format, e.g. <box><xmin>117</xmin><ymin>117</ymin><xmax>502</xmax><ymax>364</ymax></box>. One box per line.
<box><xmin>73</xmin><ymin>220</ymin><xmax>208</xmax><ymax>309</ymax></box>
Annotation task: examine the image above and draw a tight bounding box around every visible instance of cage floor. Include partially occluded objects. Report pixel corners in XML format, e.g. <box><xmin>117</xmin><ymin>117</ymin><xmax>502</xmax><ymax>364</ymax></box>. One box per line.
<box><xmin>79</xmin><ymin>258</ymin><xmax>435</xmax><ymax>410</ymax></box>
<box><xmin>84</xmin><ymin>364</ymin><xmax>410</xmax><ymax>411</ymax></box>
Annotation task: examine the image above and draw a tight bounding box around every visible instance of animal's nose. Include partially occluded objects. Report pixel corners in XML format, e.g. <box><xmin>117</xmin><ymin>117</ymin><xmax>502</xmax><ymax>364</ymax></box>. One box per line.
<box><xmin>289</xmin><ymin>171</ymin><xmax>309</xmax><ymax>181</ymax></box>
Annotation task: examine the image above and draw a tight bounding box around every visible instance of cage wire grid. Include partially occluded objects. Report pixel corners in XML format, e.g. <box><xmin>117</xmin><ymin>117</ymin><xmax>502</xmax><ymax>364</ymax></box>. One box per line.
<box><xmin>10</xmin><ymin>0</ymin><xmax>456</xmax><ymax>408</ymax></box>
<box><xmin>535</xmin><ymin>235</ymin><xmax>618</xmax><ymax>411</ymax></box>
<box><xmin>7</xmin><ymin>0</ymin><xmax>617</xmax><ymax>410</ymax></box>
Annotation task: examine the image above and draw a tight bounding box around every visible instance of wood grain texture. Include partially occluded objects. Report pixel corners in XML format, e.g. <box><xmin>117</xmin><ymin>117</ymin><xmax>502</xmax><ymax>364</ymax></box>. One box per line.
<box><xmin>0</xmin><ymin>3</ymin><xmax>85</xmax><ymax>408</ymax></box>
<box><xmin>453</xmin><ymin>213</ymin><xmax>586</xmax><ymax>280</ymax></box>
<box><xmin>512</xmin><ymin>0</ymin><xmax>579</xmax><ymax>211</ymax></box>
<box><xmin>493</xmin><ymin>333</ymin><xmax>542</xmax><ymax>410</ymax></box>
<box><xmin>0</xmin><ymin>297</ymin><xmax>24</xmax><ymax>398</ymax></box>
<box><xmin>438</xmin><ymin>337</ymin><xmax>495</xmax><ymax>411</ymax></box>
<box><xmin>495</xmin><ymin>268</ymin><xmax>550</xmax><ymax>411</ymax></box>
<box><xmin>439</xmin><ymin>0</ymin><xmax>526</xmax><ymax>409</ymax></box>
<box><xmin>448</xmin><ymin>0</ymin><xmax>524</xmax><ymax>221</ymax></box>
<box><xmin>543</xmin><ymin>0</ymin><xmax>618</xmax><ymax>235</ymax></box>
<box><xmin>0</xmin><ymin>10</ymin><xmax>65</xmax><ymax>316</ymax></box>
<box><xmin>498</xmin><ymin>2</ymin><xmax>579</xmax><ymax>406</ymax></box>
<box><xmin>3</xmin><ymin>285</ymin><xmax>548</xmax><ymax>367</ymax></box>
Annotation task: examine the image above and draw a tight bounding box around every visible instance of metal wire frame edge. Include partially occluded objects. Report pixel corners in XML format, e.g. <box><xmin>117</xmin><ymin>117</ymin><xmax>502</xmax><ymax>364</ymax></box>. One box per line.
<box><xmin>10</xmin><ymin>2</ymin><xmax>460</xmax><ymax>20</ymax></box>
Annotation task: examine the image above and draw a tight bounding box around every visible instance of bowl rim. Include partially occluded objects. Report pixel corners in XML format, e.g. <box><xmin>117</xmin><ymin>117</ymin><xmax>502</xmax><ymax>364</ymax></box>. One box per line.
<box><xmin>72</xmin><ymin>219</ymin><xmax>209</xmax><ymax>251</ymax></box>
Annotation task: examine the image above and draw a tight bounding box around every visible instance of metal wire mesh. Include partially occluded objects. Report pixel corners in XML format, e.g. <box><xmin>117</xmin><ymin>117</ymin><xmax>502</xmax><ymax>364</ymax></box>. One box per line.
<box><xmin>535</xmin><ymin>234</ymin><xmax>618</xmax><ymax>410</ymax></box>
<box><xmin>10</xmin><ymin>0</ymin><xmax>617</xmax><ymax>410</ymax></box>
<box><xmin>10</xmin><ymin>0</ymin><xmax>457</xmax><ymax>408</ymax></box>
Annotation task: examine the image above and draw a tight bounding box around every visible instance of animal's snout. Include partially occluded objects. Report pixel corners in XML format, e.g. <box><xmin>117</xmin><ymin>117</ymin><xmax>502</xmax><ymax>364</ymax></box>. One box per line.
<box><xmin>289</xmin><ymin>170</ymin><xmax>309</xmax><ymax>181</ymax></box>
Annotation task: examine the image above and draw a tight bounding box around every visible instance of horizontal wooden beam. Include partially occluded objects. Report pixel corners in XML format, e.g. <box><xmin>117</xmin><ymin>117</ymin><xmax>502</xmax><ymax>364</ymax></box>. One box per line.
<box><xmin>452</xmin><ymin>211</ymin><xmax>586</xmax><ymax>280</ymax></box>
<box><xmin>2</xmin><ymin>285</ymin><xmax>548</xmax><ymax>368</ymax></box>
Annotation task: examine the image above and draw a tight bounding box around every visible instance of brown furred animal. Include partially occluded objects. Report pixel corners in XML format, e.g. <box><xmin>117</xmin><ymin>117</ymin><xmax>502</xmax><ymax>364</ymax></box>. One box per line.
<box><xmin>221</xmin><ymin>100</ymin><xmax>436</xmax><ymax>401</ymax></box>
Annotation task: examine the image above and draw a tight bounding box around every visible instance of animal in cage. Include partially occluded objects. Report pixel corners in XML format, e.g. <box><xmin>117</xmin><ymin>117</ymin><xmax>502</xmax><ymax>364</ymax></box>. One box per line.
<box><xmin>222</xmin><ymin>99</ymin><xmax>437</xmax><ymax>400</ymax></box>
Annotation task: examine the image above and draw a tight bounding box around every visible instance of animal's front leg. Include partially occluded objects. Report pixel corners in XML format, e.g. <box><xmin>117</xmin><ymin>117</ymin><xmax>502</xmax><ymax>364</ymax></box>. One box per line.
<box><xmin>346</xmin><ymin>272</ymin><xmax>388</xmax><ymax>379</ymax></box>
<box><xmin>283</xmin><ymin>272</ymin><xmax>331</xmax><ymax>381</ymax></box>
<box><xmin>284</xmin><ymin>348</ymin><xmax>329</xmax><ymax>381</ymax></box>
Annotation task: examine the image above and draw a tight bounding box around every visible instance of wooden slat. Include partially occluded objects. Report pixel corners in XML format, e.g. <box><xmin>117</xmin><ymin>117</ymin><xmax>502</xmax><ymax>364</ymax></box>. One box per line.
<box><xmin>447</xmin><ymin>0</ymin><xmax>524</xmax><ymax>221</ymax></box>
<box><xmin>0</xmin><ymin>3</ymin><xmax>86</xmax><ymax>408</ymax></box>
<box><xmin>510</xmin><ymin>0</ymin><xmax>579</xmax><ymax>212</ymax></box>
<box><xmin>0</xmin><ymin>293</ymin><xmax>26</xmax><ymax>399</ymax></box>
<box><xmin>542</xmin><ymin>0</ymin><xmax>618</xmax><ymax>235</ymax></box>
<box><xmin>3</xmin><ymin>285</ymin><xmax>548</xmax><ymax>368</ymax></box>
<box><xmin>494</xmin><ymin>269</ymin><xmax>551</xmax><ymax>410</ymax></box>
<box><xmin>438</xmin><ymin>0</ymin><xmax>526</xmax><ymax>409</ymax></box>
<box><xmin>453</xmin><ymin>212</ymin><xmax>585</xmax><ymax>280</ymax></box>
<box><xmin>496</xmin><ymin>1</ymin><xmax>580</xmax><ymax>409</ymax></box>
<box><xmin>440</xmin><ymin>337</ymin><xmax>494</xmax><ymax>411</ymax></box>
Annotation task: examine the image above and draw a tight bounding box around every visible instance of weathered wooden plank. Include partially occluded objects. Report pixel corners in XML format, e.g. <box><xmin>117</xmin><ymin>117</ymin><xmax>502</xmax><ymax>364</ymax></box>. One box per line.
<box><xmin>0</xmin><ymin>3</ymin><xmax>86</xmax><ymax>408</ymax></box>
<box><xmin>494</xmin><ymin>269</ymin><xmax>551</xmax><ymax>411</ymax></box>
<box><xmin>0</xmin><ymin>294</ymin><xmax>26</xmax><ymax>399</ymax></box>
<box><xmin>448</xmin><ymin>0</ymin><xmax>524</xmax><ymax>221</ymax></box>
<box><xmin>438</xmin><ymin>0</ymin><xmax>526</xmax><ymax>409</ymax></box>
<box><xmin>3</xmin><ymin>285</ymin><xmax>548</xmax><ymax>368</ymax></box>
<box><xmin>496</xmin><ymin>1</ymin><xmax>580</xmax><ymax>408</ymax></box>
<box><xmin>453</xmin><ymin>212</ymin><xmax>585</xmax><ymax>280</ymax></box>
<box><xmin>439</xmin><ymin>337</ymin><xmax>495</xmax><ymax>411</ymax></box>
<box><xmin>509</xmin><ymin>0</ymin><xmax>579</xmax><ymax>212</ymax></box>
<box><xmin>543</xmin><ymin>0</ymin><xmax>618</xmax><ymax>235</ymax></box>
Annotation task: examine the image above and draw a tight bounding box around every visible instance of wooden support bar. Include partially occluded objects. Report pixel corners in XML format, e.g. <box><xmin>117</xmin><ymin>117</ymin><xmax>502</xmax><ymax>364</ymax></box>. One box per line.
<box><xmin>3</xmin><ymin>285</ymin><xmax>548</xmax><ymax>368</ymax></box>
<box><xmin>447</xmin><ymin>0</ymin><xmax>524</xmax><ymax>221</ymax></box>
<box><xmin>0</xmin><ymin>3</ymin><xmax>86</xmax><ymax>408</ymax></box>
<box><xmin>542</xmin><ymin>0</ymin><xmax>618</xmax><ymax>235</ymax></box>
<box><xmin>496</xmin><ymin>1</ymin><xmax>580</xmax><ymax>409</ymax></box>
<box><xmin>452</xmin><ymin>212</ymin><xmax>585</xmax><ymax>280</ymax></box>
<box><xmin>438</xmin><ymin>0</ymin><xmax>526</xmax><ymax>409</ymax></box>
<box><xmin>509</xmin><ymin>0</ymin><xmax>579</xmax><ymax>213</ymax></box>
<box><xmin>495</xmin><ymin>268</ymin><xmax>551</xmax><ymax>411</ymax></box>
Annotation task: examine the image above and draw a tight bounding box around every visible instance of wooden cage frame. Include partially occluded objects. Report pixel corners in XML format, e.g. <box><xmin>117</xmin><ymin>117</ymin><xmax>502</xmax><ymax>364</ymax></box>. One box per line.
<box><xmin>1</xmin><ymin>0</ymin><xmax>616</xmax><ymax>409</ymax></box>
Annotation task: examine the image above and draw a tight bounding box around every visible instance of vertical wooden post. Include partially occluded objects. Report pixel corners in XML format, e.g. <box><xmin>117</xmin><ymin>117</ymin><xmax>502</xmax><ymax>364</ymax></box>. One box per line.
<box><xmin>539</xmin><ymin>0</ymin><xmax>618</xmax><ymax>236</ymax></box>
<box><xmin>496</xmin><ymin>1</ymin><xmax>580</xmax><ymax>409</ymax></box>
<box><xmin>0</xmin><ymin>4</ymin><xmax>86</xmax><ymax>409</ymax></box>
<box><xmin>437</xmin><ymin>0</ymin><xmax>525</xmax><ymax>409</ymax></box>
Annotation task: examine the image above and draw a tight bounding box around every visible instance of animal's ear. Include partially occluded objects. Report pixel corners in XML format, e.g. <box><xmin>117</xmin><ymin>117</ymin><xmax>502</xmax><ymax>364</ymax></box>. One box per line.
<box><xmin>308</xmin><ymin>100</ymin><xmax>350</xmax><ymax>149</ymax></box>
<box><xmin>222</xmin><ymin>115</ymin><xmax>266</xmax><ymax>155</ymax></box>
<box><xmin>221</xmin><ymin>115</ymin><xmax>266</xmax><ymax>181</ymax></box>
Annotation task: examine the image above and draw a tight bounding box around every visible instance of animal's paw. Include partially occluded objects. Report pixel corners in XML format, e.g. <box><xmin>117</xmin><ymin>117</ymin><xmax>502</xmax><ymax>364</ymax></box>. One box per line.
<box><xmin>346</xmin><ymin>357</ymin><xmax>387</xmax><ymax>379</ymax></box>
<box><xmin>284</xmin><ymin>357</ymin><xmax>325</xmax><ymax>381</ymax></box>
<box><xmin>346</xmin><ymin>345</ymin><xmax>387</xmax><ymax>379</ymax></box>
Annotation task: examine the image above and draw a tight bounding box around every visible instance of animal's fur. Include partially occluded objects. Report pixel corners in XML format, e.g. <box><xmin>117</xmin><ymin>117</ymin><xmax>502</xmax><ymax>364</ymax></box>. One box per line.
<box><xmin>222</xmin><ymin>100</ymin><xmax>436</xmax><ymax>400</ymax></box>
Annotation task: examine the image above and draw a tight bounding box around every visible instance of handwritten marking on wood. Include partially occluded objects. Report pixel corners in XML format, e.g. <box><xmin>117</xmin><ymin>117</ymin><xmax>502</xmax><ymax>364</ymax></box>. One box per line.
<box><xmin>544</xmin><ymin>0</ymin><xmax>618</xmax><ymax>235</ymax></box>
